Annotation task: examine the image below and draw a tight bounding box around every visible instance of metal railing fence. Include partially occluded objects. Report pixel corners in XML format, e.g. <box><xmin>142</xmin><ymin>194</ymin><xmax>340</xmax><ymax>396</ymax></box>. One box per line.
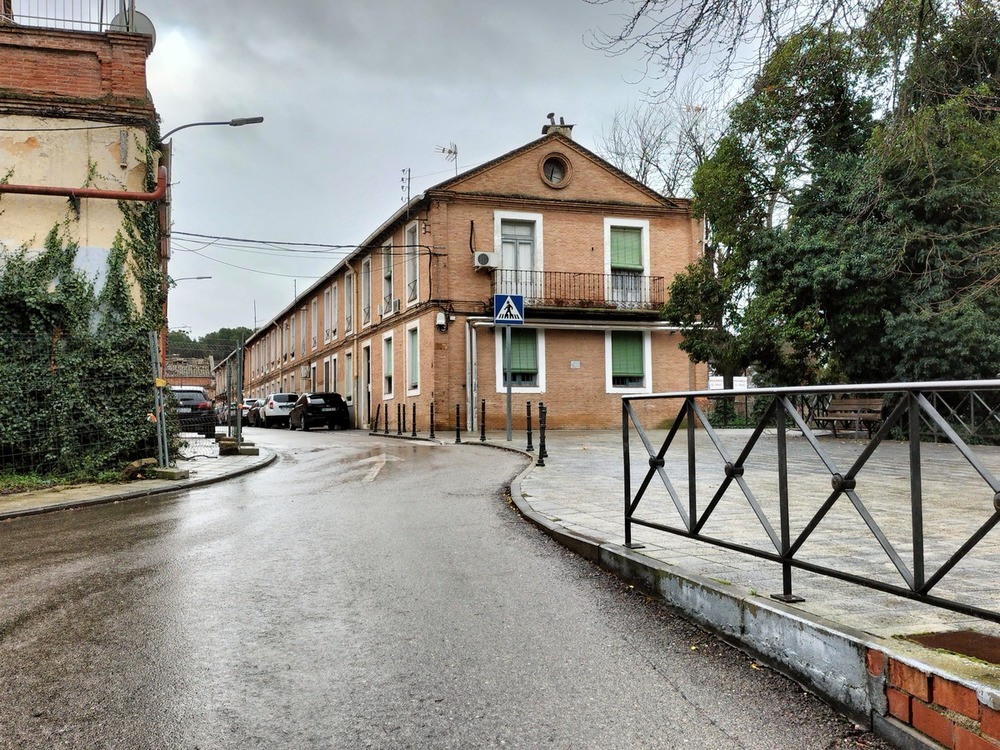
<box><xmin>5</xmin><ymin>0</ymin><xmax>135</xmax><ymax>32</ymax></box>
<box><xmin>623</xmin><ymin>380</ymin><xmax>1000</xmax><ymax>623</ymax></box>
<box><xmin>491</xmin><ymin>269</ymin><xmax>665</xmax><ymax>310</ymax></box>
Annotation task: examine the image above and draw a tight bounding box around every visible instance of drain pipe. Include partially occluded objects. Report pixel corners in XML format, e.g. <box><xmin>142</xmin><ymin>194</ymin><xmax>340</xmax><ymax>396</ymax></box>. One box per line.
<box><xmin>0</xmin><ymin>165</ymin><xmax>168</xmax><ymax>202</ymax></box>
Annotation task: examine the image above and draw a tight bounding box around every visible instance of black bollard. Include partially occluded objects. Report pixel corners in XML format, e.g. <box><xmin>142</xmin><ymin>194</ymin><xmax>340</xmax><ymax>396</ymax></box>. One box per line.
<box><xmin>372</xmin><ymin>403</ymin><xmax>381</xmax><ymax>434</ymax></box>
<box><xmin>411</xmin><ymin>402</ymin><xmax>417</xmax><ymax>438</ymax></box>
<box><xmin>525</xmin><ymin>401</ymin><xmax>534</xmax><ymax>452</ymax></box>
<box><xmin>429</xmin><ymin>402</ymin><xmax>436</xmax><ymax>440</ymax></box>
<box><xmin>538</xmin><ymin>402</ymin><xmax>548</xmax><ymax>460</ymax></box>
<box><xmin>480</xmin><ymin>399</ymin><xmax>487</xmax><ymax>442</ymax></box>
<box><xmin>397</xmin><ymin>403</ymin><xmax>403</xmax><ymax>435</ymax></box>
<box><xmin>455</xmin><ymin>404</ymin><xmax>462</xmax><ymax>444</ymax></box>
<box><xmin>384</xmin><ymin>404</ymin><xmax>389</xmax><ymax>435</ymax></box>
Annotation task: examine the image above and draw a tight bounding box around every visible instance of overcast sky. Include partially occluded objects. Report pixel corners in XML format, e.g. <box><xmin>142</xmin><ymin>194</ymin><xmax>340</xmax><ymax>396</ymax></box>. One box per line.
<box><xmin>145</xmin><ymin>0</ymin><xmax>659</xmax><ymax>338</ymax></box>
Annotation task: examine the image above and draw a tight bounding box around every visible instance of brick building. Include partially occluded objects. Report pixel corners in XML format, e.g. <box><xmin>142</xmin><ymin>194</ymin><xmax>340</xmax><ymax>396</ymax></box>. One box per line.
<box><xmin>244</xmin><ymin>119</ymin><xmax>707</xmax><ymax>430</ymax></box>
<box><xmin>0</xmin><ymin>7</ymin><xmax>162</xmax><ymax>316</ymax></box>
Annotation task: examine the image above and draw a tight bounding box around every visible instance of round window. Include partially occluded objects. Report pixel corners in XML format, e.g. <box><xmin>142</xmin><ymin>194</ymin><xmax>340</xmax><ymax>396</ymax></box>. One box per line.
<box><xmin>539</xmin><ymin>154</ymin><xmax>571</xmax><ymax>188</ymax></box>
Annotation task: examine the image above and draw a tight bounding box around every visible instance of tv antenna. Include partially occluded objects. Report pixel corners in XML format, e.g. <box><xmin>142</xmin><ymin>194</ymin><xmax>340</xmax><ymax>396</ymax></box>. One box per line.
<box><xmin>436</xmin><ymin>142</ymin><xmax>458</xmax><ymax>175</ymax></box>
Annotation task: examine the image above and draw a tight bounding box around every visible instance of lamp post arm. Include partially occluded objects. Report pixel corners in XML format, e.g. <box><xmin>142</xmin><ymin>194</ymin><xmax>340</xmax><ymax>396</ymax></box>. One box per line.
<box><xmin>161</xmin><ymin>117</ymin><xmax>264</xmax><ymax>140</ymax></box>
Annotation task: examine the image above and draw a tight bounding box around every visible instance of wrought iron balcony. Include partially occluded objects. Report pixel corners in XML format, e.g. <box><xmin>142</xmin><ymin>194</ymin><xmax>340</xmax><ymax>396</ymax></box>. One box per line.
<box><xmin>490</xmin><ymin>269</ymin><xmax>665</xmax><ymax>311</ymax></box>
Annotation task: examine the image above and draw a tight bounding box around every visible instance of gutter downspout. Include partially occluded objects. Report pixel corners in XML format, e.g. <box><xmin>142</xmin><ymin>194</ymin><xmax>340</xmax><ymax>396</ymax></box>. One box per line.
<box><xmin>0</xmin><ymin>165</ymin><xmax>168</xmax><ymax>202</ymax></box>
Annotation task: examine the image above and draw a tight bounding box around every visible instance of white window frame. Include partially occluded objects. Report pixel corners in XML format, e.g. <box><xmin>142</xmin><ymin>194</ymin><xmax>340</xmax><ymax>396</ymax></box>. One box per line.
<box><xmin>382</xmin><ymin>332</ymin><xmax>394</xmax><ymax>400</ymax></box>
<box><xmin>311</xmin><ymin>299</ymin><xmax>319</xmax><ymax>349</ymax></box>
<box><xmin>604</xmin><ymin>329</ymin><xmax>652</xmax><ymax>394</ymax></box>
<box><xmin>494</xmin><ymin>327</ymin><xmax>545</xmax><ymax>394</ymax></box>
<box><xmin>406</xmin><ymin>321</ymin><xmax>420</xmax><ymax>396</ymax></box>
<box><xmin>324</xmin><ymin>288</ymin><xmax>332</xmax><ymax>343</ymax></box>
<box><xmin>330</xmin><ymin>283</ymin><xmax>339</xmax><ymax>340</ymax></box>
<box><xmin>604</xmin><ymin>218</ymin><xmax>650</xmax><ymax>306</ymax></box>
<box><xmin>405</xmin><ymin>221</ymin><xmax>419</xmax><ymax>305</ymax></box>
<box><xmin>344</xmin><ymin>352</ymin><xmax>353</xmax><ymax>404</ymax></box>
<box><xmin>382</xmin><ymin>241</ymin><xmax>394</xmax><ymax>315</ymax></box>
<box><xmin>323</xmin><ymin>356</ymin><xmax>332</xmax><ymax>392</ymax></box>
<box><xmin>361</xmin><ymin>258</ymin><xmax>372</xmax><ymax>328</ymax></box>
<box><xmin>289</xmin><ymin>316</ymin><xmax>296</xmax><ymax>358</ymax></box>
<box><xmin>344</xmin><ymin>273</ymin><xmax>354</xmax><ymax>333</ymax></box>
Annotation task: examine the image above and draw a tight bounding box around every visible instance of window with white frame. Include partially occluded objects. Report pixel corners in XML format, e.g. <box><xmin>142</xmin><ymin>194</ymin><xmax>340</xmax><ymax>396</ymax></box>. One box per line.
<box><xmin>344</xmin><ymin>273</ymin><xmax>354</xmax><ymax>333</ymax></box>
<box><xmin>361</xmin><ymin>259</ymin><xmax>372</xmax><ymax>327</ymax></box>
<box><xmin>605</xmin><ymin>218</ymin><xmax>649</xmax><ymax>309</ymax></box>
<box><xmin>406</xmin><ymin>323</ymin><xmax>419</xmax><ymax>394</ymax></box>
<box><xmin>405</xmin><ymin>222</ymin><xmax>419</xmax><ymax>303</ymax></box>
<box><xmin>323</xmin><ymin>358</ymin><xmax>331</xmax><ymax>392</ymax></box>
<box><xmin>324</xmin><ymin>288</ymin><xmax>332</xmax><ymax>343</ymax></box>
<box><xmin>382</xmin><ymin>243</ymin><xmax>394</xmax><ymax>314</ymax></box>
<box><xmin>300</xmin><ymin>309</ymin><xmax>306</xmax><ymax>355</ymax></box>
<box><xmin>382</xmin><ymin>334</ymin><xmax>394</xmax><ymax>398</ymax></box>
<box><xmin>495</xmin><ymin>327</ymin><xmax>545</xmax><ymax>392</ymax></box>
<box><xmin>311</xmin><ymin>299</ymin><xmax>318</xmax><ymax>349</ymax></box>
<box><xmin>330</xmin><ymin>284</ymin><xmax>338</xmax><ymax>339</ymax></box>
<box><xmin>344</xmin><ymin>352</ymin><xmax>353</xmax><ymax>404</ymax></box>
<box><xmin>290</xmin><ymin>316</ymin><xmax>296</xmax><ymax>358</ymax></box>
<box><xmin>606</xmin><ymin>330</ymin><xmax>651</xmax><ymax>393</ymax></box>
<box><xmin>495</xmin><ymin>211</ymin><xmax>542</xmax><ymax>300</ymax></box>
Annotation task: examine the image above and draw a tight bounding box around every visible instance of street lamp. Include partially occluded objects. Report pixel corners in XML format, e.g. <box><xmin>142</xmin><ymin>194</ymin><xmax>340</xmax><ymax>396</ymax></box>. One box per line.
<box><xmin>157</xmin><ymin>116</ymin><xmax>263</xmax><ymax>372</ymax></box>
<box><xmin>160</xmin><ymin>116</ymin><xmax>264</xmax><ymax>141</ymax></box>
<box><xmin>170</xmin><ymin>275</ymin><xmax>212</xmax><ymax>283</ymax></box>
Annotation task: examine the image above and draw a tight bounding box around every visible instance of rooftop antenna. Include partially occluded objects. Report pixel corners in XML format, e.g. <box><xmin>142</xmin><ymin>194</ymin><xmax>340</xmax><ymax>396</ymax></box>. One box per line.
<box><xmin>436</xmin><ymin>142</ymin><xmax>458</xmax><ymax>176</ymax></box>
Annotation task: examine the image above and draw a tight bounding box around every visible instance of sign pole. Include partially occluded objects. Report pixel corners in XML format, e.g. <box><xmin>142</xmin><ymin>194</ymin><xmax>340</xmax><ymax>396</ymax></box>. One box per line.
<box><xmin>505</xmin><ymin>324</ymin><xmax>512</xmax><ymax>441</ymax></box>
<box><xmin>493</xmin><ymin>292</ymin><xmax>524</xmax><ymax>444</ymax></box>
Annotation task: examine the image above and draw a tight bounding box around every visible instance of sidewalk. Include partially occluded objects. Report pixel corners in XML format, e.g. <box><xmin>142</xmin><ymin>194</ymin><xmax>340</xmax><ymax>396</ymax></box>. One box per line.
<box><xmin>0</xmin><ymin>443</ymin><xmax>276</xmax><ymax>521</ymax></box>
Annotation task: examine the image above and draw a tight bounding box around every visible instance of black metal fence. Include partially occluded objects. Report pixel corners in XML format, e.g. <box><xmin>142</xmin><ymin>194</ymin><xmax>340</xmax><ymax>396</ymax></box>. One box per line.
<box><xmin>623</xmin><ymin>380</ymin><xmax>1000</xmax><ymax>623</ymax></box>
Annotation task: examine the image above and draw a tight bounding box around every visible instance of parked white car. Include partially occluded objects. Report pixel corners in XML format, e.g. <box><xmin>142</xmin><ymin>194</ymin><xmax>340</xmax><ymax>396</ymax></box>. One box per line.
<box><xmin>260</xmin><ymin>392</ymin><xmax>297</xmax><ymax>428</ymax></box>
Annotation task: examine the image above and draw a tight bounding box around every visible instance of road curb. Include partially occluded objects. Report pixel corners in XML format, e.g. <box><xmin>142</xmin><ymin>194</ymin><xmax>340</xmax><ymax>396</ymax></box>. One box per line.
<box><xmin>0</xmin><ymin>449</ymin><xmax>278</xmax><ymax>521</ymax></box>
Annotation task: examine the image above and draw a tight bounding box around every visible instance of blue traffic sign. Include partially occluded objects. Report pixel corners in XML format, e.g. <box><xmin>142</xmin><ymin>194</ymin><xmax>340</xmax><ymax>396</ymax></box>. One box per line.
<box><xmin>493</xmin><ymin>294</ymin><xmax>524</xmax><ymax>325</ymax></box>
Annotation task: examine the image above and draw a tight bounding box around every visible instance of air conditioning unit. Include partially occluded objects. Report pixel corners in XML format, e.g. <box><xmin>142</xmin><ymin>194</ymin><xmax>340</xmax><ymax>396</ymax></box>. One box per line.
<box><xmin>392</xmin><ymin>299</ymin><xmax>401</xmax><ymax>313</ymax></box>
<box><xmin>474</xmin><ymin>251</ymin><xmax>499</xmax><ymax>270</ymax></box>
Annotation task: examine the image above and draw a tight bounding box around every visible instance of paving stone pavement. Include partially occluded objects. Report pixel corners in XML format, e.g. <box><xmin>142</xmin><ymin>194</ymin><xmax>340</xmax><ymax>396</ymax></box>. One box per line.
<box><xmin>516</xmin><ymin>427</ymin><xmax>1000</xmax><ymax>643</ymax></box>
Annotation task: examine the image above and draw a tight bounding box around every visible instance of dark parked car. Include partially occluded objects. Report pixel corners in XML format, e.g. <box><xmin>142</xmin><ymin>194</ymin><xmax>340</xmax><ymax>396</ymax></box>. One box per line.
<box><xmin>246</xmin><ymin>398</ymin><xmax>265</xmax><ymax>427</ymax></box>
<box><xmin>288</xmin><ymin>392</ymin><xmax>350</xmax><ymax>431</ymax></box>
<box><xmin>170</xmin><ymin>386</ymin><xmax>216</xmax><ymax>438</ymax></box>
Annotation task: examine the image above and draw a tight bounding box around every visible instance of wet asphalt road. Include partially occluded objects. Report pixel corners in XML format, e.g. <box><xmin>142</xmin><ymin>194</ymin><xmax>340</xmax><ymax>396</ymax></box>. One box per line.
<box><xmin>0</xmin><ymin>429</ymin><xmax>894</xmax><ymax>749</ymax></box>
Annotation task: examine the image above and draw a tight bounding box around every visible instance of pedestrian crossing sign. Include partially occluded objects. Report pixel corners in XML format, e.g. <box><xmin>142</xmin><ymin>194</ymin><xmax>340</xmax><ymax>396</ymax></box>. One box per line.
<box><xmin>493</xmin><ymin>294</ymin><xmax>524</xmax><ymax>325</ymax></box>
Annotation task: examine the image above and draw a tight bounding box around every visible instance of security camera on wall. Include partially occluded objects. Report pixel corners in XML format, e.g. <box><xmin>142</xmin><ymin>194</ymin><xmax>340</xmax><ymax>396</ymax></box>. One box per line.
<box><xmin>435</xmin><ymin>312</ymin><xmax>447</xmax><ymax>332</ymax></box>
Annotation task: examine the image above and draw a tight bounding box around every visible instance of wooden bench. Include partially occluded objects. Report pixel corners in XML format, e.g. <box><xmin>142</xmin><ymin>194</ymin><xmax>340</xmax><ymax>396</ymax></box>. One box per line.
<box><xmin>814</xmin><ymin>397</ymin><xmax>884</xmax><ymax>437</ymax></box>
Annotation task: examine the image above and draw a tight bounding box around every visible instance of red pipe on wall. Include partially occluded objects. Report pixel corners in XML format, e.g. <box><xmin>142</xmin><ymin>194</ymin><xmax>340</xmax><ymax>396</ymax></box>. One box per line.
<box><xmin>0</xmin><ymin>165</ymin><xmax>167</xmax><ymax>202</ymax></box>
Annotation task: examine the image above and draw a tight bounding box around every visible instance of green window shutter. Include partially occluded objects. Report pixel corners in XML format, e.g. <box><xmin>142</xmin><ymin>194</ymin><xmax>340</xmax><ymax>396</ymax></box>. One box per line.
<box><xmin>503</xmin><ymin>328</ymin><xmax>537</xmax><ymax>373</ymax></box>
<box><xmin>610</xmin><ymin>227</ymin><xmax>643</xmax><ymax>270</ymax></box>
<box><xmin>612</xmin><ymin>332</ymin><xmax>644</xmax><ymax>377</ymax></box>
<box><xmin>408</xmin><ymin>328</ymin><xmax>419</xmax><ymax>387</ymax></box>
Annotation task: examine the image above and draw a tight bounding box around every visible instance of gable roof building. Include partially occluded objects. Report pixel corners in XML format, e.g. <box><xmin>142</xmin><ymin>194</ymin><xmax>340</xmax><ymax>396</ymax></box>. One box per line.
<box><xmin>244</xmin><ymin>120</ymin><xmax>707</xmax><ymax>431</ymax></box>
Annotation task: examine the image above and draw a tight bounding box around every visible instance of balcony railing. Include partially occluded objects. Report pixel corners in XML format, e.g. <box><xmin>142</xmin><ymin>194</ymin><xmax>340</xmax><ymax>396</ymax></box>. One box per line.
<box><xmin>4</xmin><ymin>0</ymin><xmax>136</xmax><ymax>32</ymax></box>
<box><xmin>490</xmin><ymin>269</ymin><xmax>665</xmax><ymax>311</ymax></box>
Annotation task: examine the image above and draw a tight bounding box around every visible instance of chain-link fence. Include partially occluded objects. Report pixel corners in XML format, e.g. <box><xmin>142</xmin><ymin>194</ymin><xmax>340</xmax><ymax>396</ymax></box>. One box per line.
<box><xmin>0</xmin><ymin>329</ymin><xmax>161</xmax><ymax>478</ymax></box>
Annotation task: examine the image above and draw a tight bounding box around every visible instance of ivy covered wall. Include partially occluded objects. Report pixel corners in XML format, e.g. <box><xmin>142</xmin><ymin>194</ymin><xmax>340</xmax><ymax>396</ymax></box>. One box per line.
<box><xmin>0</xmin><ymin>139</ymin><xmax>167</xmax><ymax>478</ymax></box>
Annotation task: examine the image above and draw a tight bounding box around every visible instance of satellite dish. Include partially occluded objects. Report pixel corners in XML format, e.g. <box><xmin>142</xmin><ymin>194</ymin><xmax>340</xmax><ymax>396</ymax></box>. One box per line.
<box><xmin>109</xmin><ymin>10</ymin><xmax>156</xmax><ymax>50</ymax></box>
